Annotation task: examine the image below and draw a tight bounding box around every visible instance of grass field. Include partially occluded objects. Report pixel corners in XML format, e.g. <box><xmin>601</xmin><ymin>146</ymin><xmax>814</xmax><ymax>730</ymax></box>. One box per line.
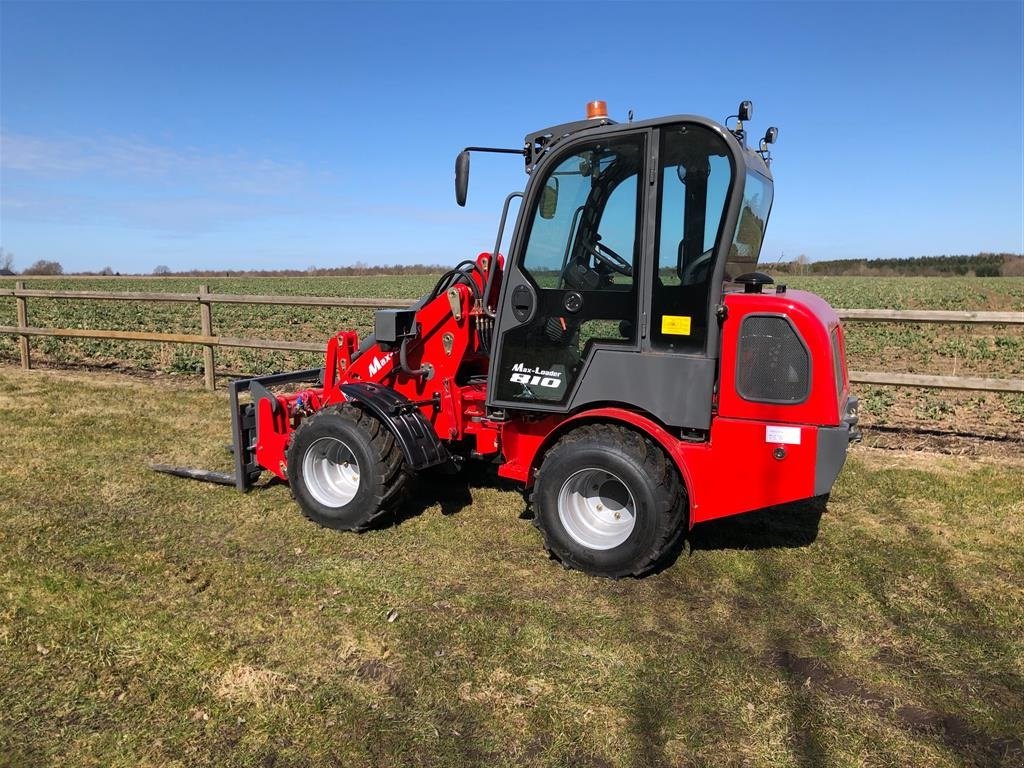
<box><xmin>1</xmin><ymin>367</ymin><xmax>1023</xmax><ymax>767</ymax></box>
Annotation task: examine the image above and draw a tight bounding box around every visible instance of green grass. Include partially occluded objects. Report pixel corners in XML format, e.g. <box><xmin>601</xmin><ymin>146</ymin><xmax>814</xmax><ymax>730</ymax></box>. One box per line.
<box><xmin>1</xmin><ymin>367</ymin><xmax>1022</xmax><ymax>767</ymax></box>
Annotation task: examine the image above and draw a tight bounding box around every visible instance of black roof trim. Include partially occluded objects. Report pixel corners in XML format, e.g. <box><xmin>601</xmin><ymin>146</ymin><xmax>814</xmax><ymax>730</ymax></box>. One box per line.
<box><xmin>524</xmin><ymin>117</ymin><xmax>616</xmax><ymax>173</ymax></box>
<box><xmin>524</xmin><ymin>113</ymin><xmax>773</xmax><ymax>180</ymax></box>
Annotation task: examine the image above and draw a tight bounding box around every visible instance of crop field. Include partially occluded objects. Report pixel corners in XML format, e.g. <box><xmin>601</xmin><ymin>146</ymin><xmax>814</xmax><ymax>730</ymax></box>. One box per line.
<box><xmin>0</xmin><ymin>275</ymin><xmax>440</xmax><ymax>378</ymax></box>
<box><xmin>2</xmin><ymin>275</ymin><xmax>1022</xmax><ymax>441</ymax></box>
<box><xmin>1</xmin><ymin>366</ymin><xmax>1023</xmax><ymax>767</ymax></box>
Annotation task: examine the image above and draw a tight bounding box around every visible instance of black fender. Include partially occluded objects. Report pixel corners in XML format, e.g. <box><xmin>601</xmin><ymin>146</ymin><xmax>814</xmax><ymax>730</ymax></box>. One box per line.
<box><xmin>340</xmin><ymin>382</ymin><xmax>449</xmax><ymax>471</ymax></box>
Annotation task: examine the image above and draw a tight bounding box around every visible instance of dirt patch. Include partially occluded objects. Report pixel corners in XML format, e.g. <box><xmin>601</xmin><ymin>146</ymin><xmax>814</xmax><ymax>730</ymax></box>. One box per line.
<box><xmin>854</xmin><ymin>431</ymin><xmax>1024</xmax><ymax>467</ymax></box>
<box><xmin>354</xmin><ymin>658</ymin><xmax>388</xmax><ymax>683</ymax></box>
<box><xmin>767</xmin><ymin>649</ymin><xmax>1023</xmax><ymax>765</ymax></box>
<box><xmin>214</xmin><ymin>663</ymin><xmax>296</xmax><ymax>707</ymax></box>
<box><xmin>860</xmin><ymin>425</ymin><xmax>1024</xmax><ymax>461</ymax></box>
<box><xmin>2</xmin><ymin>358</ymin><xmax>210</xmax><ymax>389</ymax></box>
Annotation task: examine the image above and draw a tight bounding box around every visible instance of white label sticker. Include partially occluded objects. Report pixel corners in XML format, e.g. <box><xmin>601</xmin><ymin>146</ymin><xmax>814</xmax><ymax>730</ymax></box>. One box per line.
<box><xmin>766</xmin><ymin>425</ymin><xmax>802</xmax><ymax>445</ymax></box>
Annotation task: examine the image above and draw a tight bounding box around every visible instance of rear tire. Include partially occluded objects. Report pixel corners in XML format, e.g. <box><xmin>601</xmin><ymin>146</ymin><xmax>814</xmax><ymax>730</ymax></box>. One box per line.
<box><xmin>287</xmin><ymin>404</ymin><xmax>410</xmax><ymax>531</ymax></box>
<box><xmin>532</xmin><ymin>424</ymin><xmax>686</xmax><ymax>578</ymax></box>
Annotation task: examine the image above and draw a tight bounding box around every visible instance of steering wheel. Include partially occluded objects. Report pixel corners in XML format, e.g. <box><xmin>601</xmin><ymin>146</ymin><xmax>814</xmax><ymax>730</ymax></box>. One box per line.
<box><xmin>681</xmin><ymin>247</ymin><xmax>714</xmax><ymax>285</ymax></box>
<box><xmin>582</xmin><ymin>238</ymin><xmax>633</xmax><ymax>277</ymax></box>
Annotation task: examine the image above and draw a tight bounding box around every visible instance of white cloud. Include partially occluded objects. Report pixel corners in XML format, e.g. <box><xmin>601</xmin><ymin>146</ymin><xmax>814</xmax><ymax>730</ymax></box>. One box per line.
<box><xmin>0</xmin><ymin>130</ymin><xmax>483</xmax><ymax>244</ymax></box>
<box><xmin>0</xmin><ymin>130</ymin><xmax>345</xmax><ymax>232</ymax></box>
<box><xmin>0</xmin><ymin>131</ymin><xmax>322</xmax><ymax>191</ymax></box>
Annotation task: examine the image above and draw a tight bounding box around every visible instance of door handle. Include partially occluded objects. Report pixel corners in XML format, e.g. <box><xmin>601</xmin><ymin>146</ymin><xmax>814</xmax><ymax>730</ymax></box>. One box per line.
<box><xmin>511</xmin><ymin>285</ymin><xmax>534</xmax><ymax>322</ymax></box>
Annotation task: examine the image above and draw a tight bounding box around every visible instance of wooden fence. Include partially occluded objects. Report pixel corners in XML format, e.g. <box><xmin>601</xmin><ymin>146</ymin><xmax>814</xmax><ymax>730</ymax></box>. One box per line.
<box><xmin>1</xmin><ymin>281</ymin><xmax>1022</xmax><ymax>394</ymax></box>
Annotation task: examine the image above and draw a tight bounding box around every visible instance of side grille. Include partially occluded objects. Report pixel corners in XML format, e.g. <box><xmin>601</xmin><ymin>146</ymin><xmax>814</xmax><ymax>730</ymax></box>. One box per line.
<box><xmin>831</xmin><ymin>326</ymin><xmax>845</xmax><ymax>401</ymax></box>
<box><xmin>736</xmin><ymin>315</ymin><xmax>810</xmax><ymax>403</ymax></box>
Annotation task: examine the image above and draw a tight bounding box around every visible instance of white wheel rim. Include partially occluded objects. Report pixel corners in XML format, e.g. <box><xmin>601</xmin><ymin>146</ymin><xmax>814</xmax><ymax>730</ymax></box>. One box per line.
<box><xmin>557</xmin><ymin>468</ymin><xmax>636</xmax><ymax>550</ymax></box>
<box><xmin>302</xmin><ymin>437</ymin><xmax>360</xmax><ymax>507</ymax></box>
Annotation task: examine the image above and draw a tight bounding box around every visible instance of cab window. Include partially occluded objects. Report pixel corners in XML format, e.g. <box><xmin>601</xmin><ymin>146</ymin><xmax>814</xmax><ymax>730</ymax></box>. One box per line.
<box><xmin>651</xmin><ymin>124</ymin><xmax>733</xmax><ymax>351</ymax></box>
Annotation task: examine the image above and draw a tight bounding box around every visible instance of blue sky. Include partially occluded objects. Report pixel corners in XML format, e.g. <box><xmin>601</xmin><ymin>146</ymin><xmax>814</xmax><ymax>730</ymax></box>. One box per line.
<box><xmin>1</xmin><ymin>0</ymin><xmax>1022</xmax><ymax>273</ymax></box>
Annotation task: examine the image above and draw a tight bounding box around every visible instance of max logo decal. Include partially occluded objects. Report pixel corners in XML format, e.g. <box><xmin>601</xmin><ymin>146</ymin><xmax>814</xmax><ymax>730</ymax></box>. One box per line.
<box><xmin>368</xmin><ymin>352</ymin><xmax>394</xmax><ymax>377</ymax></box>
<box><xmin>509</xmin><ymin>362</ymin><xmax>562</xmax><ymax>389</ymax></box>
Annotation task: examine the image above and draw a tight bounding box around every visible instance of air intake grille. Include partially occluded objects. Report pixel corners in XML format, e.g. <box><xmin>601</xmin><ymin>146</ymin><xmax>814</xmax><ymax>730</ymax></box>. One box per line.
<box><xmin>737</xmin><ymin>316</ymin><xmax>810</xmax><ymax>403</ymax></box>
<box><xmin>831</xmin><ymin>326</ymin><xmax>844</xmax><ymax>400</ymax></box>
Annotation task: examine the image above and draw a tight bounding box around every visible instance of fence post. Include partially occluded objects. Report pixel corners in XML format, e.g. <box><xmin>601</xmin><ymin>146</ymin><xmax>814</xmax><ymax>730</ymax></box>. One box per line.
<box><xmin>15</xmin><ymin>280</ymin><xmax>31</xmax><ymax>370</ymax></box>
<box><xmin>199</xmin><ymin>284</ymin><xmax>216</xmax><ymax>392</ymax></box>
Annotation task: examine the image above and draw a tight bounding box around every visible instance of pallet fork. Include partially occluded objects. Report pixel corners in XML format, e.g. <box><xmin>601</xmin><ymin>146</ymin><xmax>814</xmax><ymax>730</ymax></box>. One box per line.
<box><xmin>151</xmin><ymin>367</ymin><xmax>323</xmax><ymax>490</ymax></box>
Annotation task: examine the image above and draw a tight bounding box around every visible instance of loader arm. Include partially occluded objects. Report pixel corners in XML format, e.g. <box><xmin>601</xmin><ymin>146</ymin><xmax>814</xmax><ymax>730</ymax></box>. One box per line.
<box><xmin>246</xmin><ymin>252</ymin><xmax>503</xmax><ymax>483</ymax></box>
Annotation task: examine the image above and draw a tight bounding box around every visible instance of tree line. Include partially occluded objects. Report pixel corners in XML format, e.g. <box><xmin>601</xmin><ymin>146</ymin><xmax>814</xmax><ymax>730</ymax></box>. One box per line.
<box><xmin>770</xmin><ymin>253</ymin><xmax>1022</xmax><ymax>277</ymax></box>
<box><xmin>0</xmin><ymin>256</ymin><xmax>456</xmax><ymax>277</ymax></box>
<box><xmin>3</xmin><ymin>248</ymin><xmax>1022</xmax><ymax>278</ymax></box>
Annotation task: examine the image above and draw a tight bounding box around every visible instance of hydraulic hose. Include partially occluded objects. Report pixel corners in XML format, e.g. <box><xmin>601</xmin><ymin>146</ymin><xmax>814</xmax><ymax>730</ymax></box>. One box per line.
<box><xmin>429</xmin><ymin>261</ymin><xmax>483</xmax><ymax>304</ymax></box>
<box><xmin>398</xmin><ymin>336</ymin><xmax>428</xmax><ymax>378</ymax></box>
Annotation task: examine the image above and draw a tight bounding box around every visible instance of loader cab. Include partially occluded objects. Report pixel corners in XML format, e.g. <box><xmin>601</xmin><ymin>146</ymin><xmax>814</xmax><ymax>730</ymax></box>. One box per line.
<box><xmin>487</xmin><ymin>111</ymin><xmax>774</xmax><ymax>431</ymax></box>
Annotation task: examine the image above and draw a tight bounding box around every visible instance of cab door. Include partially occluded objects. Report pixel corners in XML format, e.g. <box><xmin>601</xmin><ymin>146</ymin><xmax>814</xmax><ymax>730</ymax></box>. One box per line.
<box><xmin>488</xmin><ymin>131</ymin><xmax>647</xmax><ymax>411</ymax></box>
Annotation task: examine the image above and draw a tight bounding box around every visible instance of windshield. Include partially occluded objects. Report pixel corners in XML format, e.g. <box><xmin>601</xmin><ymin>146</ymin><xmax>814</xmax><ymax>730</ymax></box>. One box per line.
<box><xmin>520</xmin><ymin>139</ymin><xmax>643</xmax><ymax>289</ymax></box>
<box><xmin>726</xmin><ymin>170</ymin><xmax>773</xmax><ymax>280</ymax></box>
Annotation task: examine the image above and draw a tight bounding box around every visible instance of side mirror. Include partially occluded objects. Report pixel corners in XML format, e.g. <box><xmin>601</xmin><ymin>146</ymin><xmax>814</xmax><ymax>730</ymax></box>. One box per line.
<box><xmin>737</xmin><ymin>100</ymin><xmax>753</xmax><ymax>122</ymax></box>
<box><xmin>455</xmin><ymin>151</ymin><xmax>470</xmax><ymax>206</ymax></box>
<box><xmin>539</xmin><ymin>178</ymin><xmax>558</xmax><ymax>219</ymax></box>
<box><xmin>763</xmin><ymin>127</ymin><xmax>778</xmax><ymax>145</ymax></box>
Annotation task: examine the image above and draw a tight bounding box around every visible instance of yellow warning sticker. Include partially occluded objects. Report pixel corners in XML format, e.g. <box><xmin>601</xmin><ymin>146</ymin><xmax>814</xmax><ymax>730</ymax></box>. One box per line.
<box><xmin>661</xmin><ymin>315</ymin><xmax>692</xmax><ymax>336</ymax></box>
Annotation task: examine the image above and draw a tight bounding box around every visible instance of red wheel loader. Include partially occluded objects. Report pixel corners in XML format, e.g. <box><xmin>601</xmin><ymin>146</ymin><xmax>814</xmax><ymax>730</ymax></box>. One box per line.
<box><xmin>157</xmin><ymin>101</ymin><xmax>860</xmax><ymax>578</ymax></box>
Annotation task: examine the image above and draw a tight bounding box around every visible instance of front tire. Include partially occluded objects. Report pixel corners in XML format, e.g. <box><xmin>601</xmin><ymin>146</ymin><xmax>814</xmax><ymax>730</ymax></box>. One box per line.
<box><xmin>532</xmin><ymin>424</ymin><xmax>686</xmax><ymax>578</ymax></box>
<box><xmin>286</xmin><ymin>404</ymin><xmax>410</xmax><ymax>531</ymax></box>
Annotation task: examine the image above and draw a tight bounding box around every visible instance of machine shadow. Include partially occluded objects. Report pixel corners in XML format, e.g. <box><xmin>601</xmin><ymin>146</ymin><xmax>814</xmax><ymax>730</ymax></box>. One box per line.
<box><xmin>640</xmin><ymin>496</ymin><xmax>827</xmax><ymax>575</ymax></box>
<box><xmin>389</xmin><ymin>471</ymin><xmax>827</xmax><ymax>560</ymax></box>
<box><xmin>389</xmin><ymin>461</ymin><xmax>518</xmax><ymax>526</ymax></box>
<box><xmin>686</xmin><ymin>495</ymin><xmax>827</xmax><ymax>553</ymax></box>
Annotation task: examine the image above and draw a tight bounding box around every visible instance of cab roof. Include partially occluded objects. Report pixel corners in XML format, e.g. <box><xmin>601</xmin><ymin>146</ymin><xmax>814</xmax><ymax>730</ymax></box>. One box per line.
<box><xmin>524</xmin><ymin>112</ymin><xmax>773</xmax><ymax>180</ymax></box>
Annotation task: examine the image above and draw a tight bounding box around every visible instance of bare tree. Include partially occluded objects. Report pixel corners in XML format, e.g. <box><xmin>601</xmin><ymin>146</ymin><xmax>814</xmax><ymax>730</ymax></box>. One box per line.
<box><xmin>23</xmin><ymin>259</ymin><xmax>64</xmax><ymax>276</ymax></box>
<box><xmin>99</xmin><ymin>266</ymin><xmax>115</xmax><ymax>276</ymax></box>
<box><xmin>153</xmin><ymin>265</ymin><xmax>172</xmax><ymax>276</ymax></box>
<box><xmin>0</xmin><ymin>248</ymin><xmax>13</xmax><ymax>273</ymax></box>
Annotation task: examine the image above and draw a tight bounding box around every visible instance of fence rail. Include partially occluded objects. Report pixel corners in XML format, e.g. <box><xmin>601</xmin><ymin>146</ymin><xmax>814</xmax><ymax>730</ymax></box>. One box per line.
<box><xmin>847</xmin><ymin>370</ymin><xmax>1022</xmax><ymax>393</ymax></box>
<box><xmin>2</xmin><ymin>283</ymin><xmax>1022</xmax><ymax>393</ymax></box>
<box><xmin>0</xmin><ymin>287</ymin><xmax>412</xmax><ymax>308</ymax></box>
<box><xmin>836</xmin><ymin>308</ymin><xmax>1023</xmax><ymax>325</ymax></box>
